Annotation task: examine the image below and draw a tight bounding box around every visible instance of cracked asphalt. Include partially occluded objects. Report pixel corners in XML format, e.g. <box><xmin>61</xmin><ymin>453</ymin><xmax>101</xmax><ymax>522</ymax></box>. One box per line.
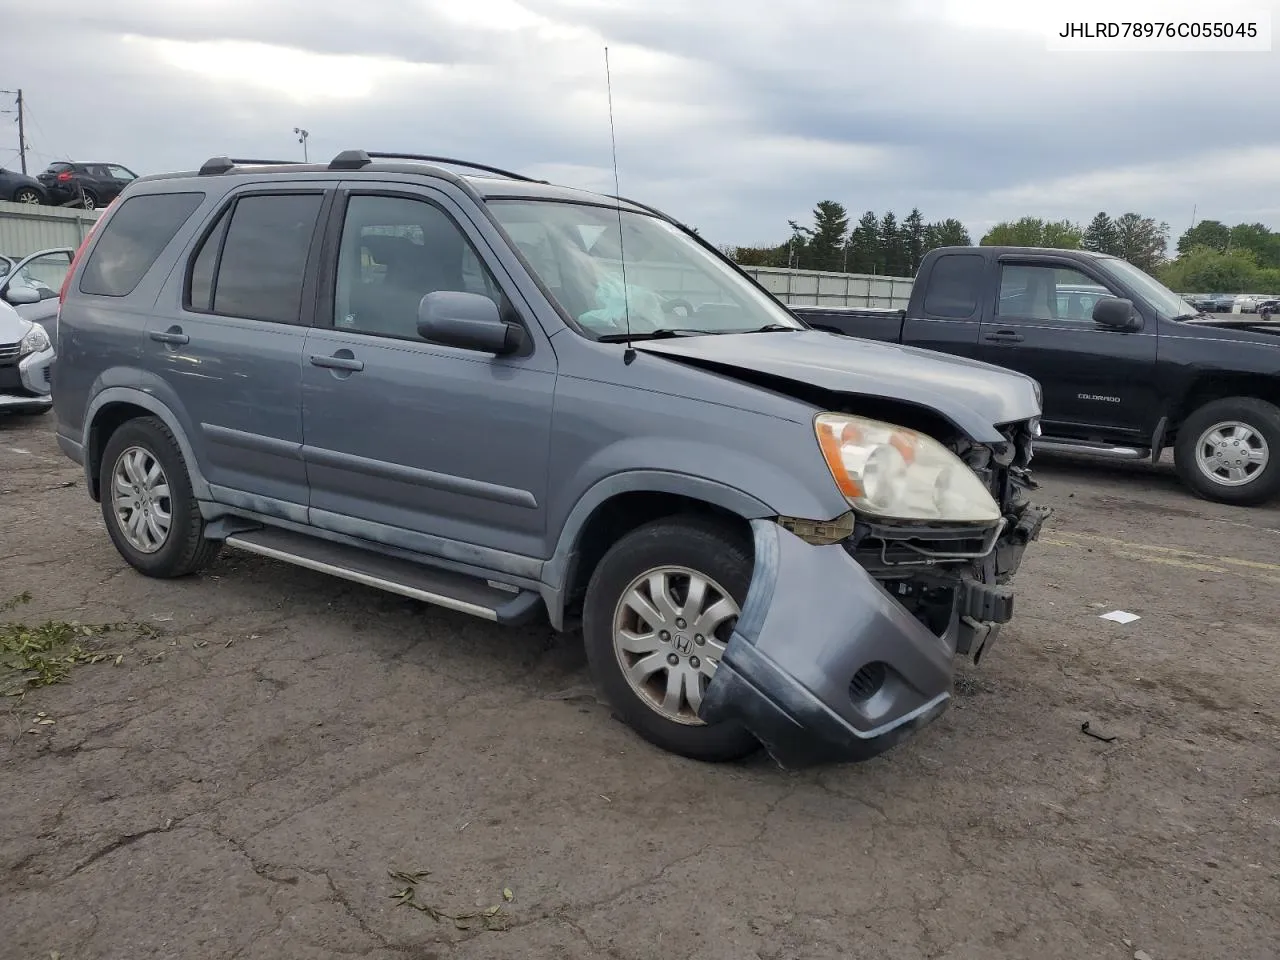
<box><xmin>2</xmin><ymin>413</ymin><xmax>1279</xmax><ymax>960</ymax></box>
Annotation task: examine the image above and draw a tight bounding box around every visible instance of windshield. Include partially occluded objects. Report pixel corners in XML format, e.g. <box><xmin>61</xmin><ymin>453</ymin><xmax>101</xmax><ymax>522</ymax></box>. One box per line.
<box><xmin>486</xmin><ymin>199</ymin><xmax>803</xmax><ymax>338</ymax></box>
<box><xmin>1095</xmin><ymin>257</ymin><xmax>1192</xmax><ymax>319</ymax></box>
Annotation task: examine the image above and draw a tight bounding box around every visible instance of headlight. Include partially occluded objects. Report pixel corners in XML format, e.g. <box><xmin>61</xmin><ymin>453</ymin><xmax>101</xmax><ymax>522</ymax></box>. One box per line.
<box><xmin>19</xmin><ymin>323</ymin><xmax>50</xmax><ymax>356</ymax></box>
<box><xmin>814</xmin><ymin>413</ymin><xmax>1001</xmax><ymax>523</ymax></box>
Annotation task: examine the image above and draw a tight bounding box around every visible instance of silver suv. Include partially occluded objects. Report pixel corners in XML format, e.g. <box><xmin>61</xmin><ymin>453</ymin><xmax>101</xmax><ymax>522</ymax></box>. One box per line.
<box><xmin>52</xmin><ymin>151</ymin><xmax>1050</xmax><ymax>768</ymax></box>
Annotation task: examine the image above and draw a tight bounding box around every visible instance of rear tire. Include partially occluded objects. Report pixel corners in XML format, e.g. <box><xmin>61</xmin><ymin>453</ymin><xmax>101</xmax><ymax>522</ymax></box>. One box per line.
<box><xmin>1174</xmin><ymin>397</ymin><xmax>1280</xmax><ymax>505</ymax></box>
<box><xmin>100</xmin><ymin>416</ymin><xmax>221</xmax><ymax>577</ymax></box>
<box><xmin>582</xmin><ymin>516</ymin><xmax>759</xmax><ymax>762</ymax></box>
<box><xmin>13</xmin><ymin>187</ymin><xmax>41</xmax><ymax>204</ymax></box>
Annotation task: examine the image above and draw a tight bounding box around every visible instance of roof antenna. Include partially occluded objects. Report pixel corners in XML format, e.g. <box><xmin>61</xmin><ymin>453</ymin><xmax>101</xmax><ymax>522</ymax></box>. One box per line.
<box><xmin>604</xmin><ymin>46</ymin><xmax>635</xmax><ymax>365</ymax></box>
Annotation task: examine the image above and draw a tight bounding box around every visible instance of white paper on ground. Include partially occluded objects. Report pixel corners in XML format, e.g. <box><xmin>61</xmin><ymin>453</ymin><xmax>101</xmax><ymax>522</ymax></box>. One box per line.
<box><xmin>1099</xmin><ymin>610</ymin><xmax>1141</xmax><ymax>624</ymax></box>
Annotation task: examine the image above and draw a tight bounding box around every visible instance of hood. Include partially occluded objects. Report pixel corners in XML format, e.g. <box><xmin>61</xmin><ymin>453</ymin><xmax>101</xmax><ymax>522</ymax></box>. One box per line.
<box><xmin>634</xmin><ymin>330</ymin><xmax>1042</xmax><ymax>444</ymax></box>
<box><xmin>0</xmin><ymin>300</ymin><xmax>33</xmax><ymax>344</ymax></box>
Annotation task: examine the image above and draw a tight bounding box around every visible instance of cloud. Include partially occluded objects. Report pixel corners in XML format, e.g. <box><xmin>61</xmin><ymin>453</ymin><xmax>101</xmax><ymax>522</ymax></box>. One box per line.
<box><xmin>1</xmin><ymin>0</ymin><xmax>1276</xmax><ymax>251</ymax></box>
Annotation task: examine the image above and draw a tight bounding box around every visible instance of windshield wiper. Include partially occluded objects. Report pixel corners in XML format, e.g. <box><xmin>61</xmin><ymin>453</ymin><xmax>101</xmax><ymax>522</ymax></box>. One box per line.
<box><xmin>595</xmin><ymin>328</ymin><xmax>709</xmax><ymax>343</ymax></box>
<box><xmin>742</xmin><ymin>323</ymin><xmax>801</xmax><ymax>333</ymax></box>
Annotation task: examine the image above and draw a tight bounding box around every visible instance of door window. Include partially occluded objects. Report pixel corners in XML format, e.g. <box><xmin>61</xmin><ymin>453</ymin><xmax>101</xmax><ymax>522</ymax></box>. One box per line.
<box><xmin>333</xmin><ymin>194</ymin><xmax>501</xmax><ymax>341</ymax></box>
<box><xmin>185</xmin><ymin>193</ymin><xmax>324</xmax><ymax>324</ymax></box>
<box><xmin>107</xmin><ymin>165</ymin><xmax>137</xmax><ymax>181</ymax></box>
<box><xmin>5</xmin><ymin>251</ymin><xmax>73</xmax><ymax>300</ymax></box>
<box><xmin>997</xmin><ymin>265</ymin><xmax>1111</xmax><ymax>323</ymax></box>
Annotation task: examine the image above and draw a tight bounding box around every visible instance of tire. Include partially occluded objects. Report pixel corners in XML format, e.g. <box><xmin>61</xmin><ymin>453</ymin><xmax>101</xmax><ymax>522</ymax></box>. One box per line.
<box><xmin>99</xmin><ymin>416</ymin><xmax>222</xmax><ymax>577</ymax></box>
<box><xmin>582</xmin><ymin>516</ymin><xmax>759</xmax><ymax>762</ymax></box>
<box><xmin>1174</xmin><ymin>397</ymin><xmax>1280</xmax><ymax>505</ymax></box>
<box><xmin>79</xmin><ymin>192</ymin><xmax>97</xmax><ymax>211</ymax></box>
<box><xmin>13</xmin><ymin>187</ymin><xmax>41</xmax><ymax>204</ymax></box>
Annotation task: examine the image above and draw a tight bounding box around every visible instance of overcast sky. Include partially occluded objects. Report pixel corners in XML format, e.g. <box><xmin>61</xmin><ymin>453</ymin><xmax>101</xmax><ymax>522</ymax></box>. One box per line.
<box><xmin>3</xmin><ymin>0</ymin><xmax>1277</xmax><ymax>249</ymax></box>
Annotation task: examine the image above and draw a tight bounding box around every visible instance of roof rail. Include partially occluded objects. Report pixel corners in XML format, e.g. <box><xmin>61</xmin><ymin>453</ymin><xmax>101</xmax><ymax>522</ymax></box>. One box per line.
<box><xmin>198</xmin><ymin>156</ymin><xmax>302</xmax><ymax>176</ymax></box>
<box><xmin>328</xmin><ymin>150</ymin><xmax>544</xmax><ymax>183</ymax></box>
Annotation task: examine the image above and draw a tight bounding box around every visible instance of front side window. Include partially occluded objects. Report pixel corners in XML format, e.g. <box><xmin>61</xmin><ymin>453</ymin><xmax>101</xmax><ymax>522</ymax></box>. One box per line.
<box><xmin>487</xmin><ymin>199</ymin><xmax>803</xmax><ymax>338</ymax></box>
<box><xmin>186</xmin><ymin>192</ymin><xmax>323</xmax><ymax>323</ymax></box>
<box><xmin>79</xmin><ymin>192</ymin><xmax>205</xmax><ymax>297</ymax></box>
<box><xmin>997</xmin><ymin>265</ymin><xmax>1112</xmax><ymax>323</ymax></box>
<box><xmin>333</xmin><ymin>194</ymin><xmax>500</xmax><ymax>341</ymax></box>
<box><xmin>108</xmin><ymin>165</ymin><xmax>137</xmax><ymax>181</ymax></box>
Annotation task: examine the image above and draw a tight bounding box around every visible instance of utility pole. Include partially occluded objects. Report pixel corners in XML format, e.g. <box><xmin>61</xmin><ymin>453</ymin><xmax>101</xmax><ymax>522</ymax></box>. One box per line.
<box><xmin>0</xmin><ymin>88</ymin><xmax>27</xmax><ymax>173</ymax></box>
<box><xmin>294</xmin><ymin>127</ymin><xmax>309</xmax><ymax>162</ymax></box>
<box><xmin>15</xmin><ymin>89</ymin><xmax>26</xmax><ymax>173</ymax></box>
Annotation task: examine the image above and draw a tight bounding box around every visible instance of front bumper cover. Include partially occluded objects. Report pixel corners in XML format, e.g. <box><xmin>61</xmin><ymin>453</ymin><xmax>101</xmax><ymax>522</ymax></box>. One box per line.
<box><xmin>0</xmin><ymin>345</ymin><xmax>54</xmax><ymax>412</ymax></box>
<box><xmin>700</xmin><ymin>504</ymin><xmax>1050</xmax><ymax>769</ymax></box>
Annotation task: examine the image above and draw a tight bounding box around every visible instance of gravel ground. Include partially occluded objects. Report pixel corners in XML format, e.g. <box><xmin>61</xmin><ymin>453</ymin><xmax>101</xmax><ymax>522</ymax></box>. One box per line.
<box><xmin>2</xmin><ymin>413</ymin><xmax>1278</xmax><ymax>960</ymax></box>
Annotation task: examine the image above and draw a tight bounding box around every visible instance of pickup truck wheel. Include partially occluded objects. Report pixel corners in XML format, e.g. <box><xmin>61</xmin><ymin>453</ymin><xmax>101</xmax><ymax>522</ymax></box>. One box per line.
<box><xmin>1174</xmin><ymin>397</ymin><xmax>1280</xmax><ymax>505</ymax></box>
<box><xmin>582</xmin><ymin>517</ymin><xmax>759</xmax><ymax>762</ymax></box>
<box><xmin>100</xmin><ymin>416</ymin><xmax>222</xmax><ymax>577</ymax></box>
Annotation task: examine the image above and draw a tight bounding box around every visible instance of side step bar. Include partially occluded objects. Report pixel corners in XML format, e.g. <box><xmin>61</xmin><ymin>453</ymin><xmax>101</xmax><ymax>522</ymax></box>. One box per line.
<box><xmin>1034</xmin><ymin>439</ymin><xmax>1151</xmax><ymax>461</ymax></box>
<box><xmin>222</xmin><ymin>527</ymin><xmax>541</xmax><ymax>624</ymax></box>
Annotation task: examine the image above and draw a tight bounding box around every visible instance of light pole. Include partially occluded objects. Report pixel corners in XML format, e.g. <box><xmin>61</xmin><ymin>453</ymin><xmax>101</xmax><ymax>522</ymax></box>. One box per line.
<box><xmin>294</xmin><ymin>127</ymin><xmax>309</xmax><ymax>162</ymax></box>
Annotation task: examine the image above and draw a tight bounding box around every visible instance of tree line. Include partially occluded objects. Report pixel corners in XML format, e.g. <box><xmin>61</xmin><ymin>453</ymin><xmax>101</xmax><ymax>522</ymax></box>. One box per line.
<box><xmin>730</xmin><ymin>202</ymin><xmax>1280</xmax><ymax>293</ymax></box>
<box><xmin>728</xmin><ymin>201</ymin><xmax>972</xmax><ymax>276</ymax></box>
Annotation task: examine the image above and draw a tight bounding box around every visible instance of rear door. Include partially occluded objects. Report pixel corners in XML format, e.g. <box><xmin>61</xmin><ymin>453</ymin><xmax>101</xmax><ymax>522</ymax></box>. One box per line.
<box><xmin>104</xmin><ymin>165</ymin><xmax>138</xmax><ymax>202</ymax></box>
<box><xmin>978</xmin><ymin>257</ymin><xmax>1159</xmax><ymax>440</ymax></box>
<box><xmin>901</xmin><ymin>251</ymin><xmax>988</xmax><ymax>360</ymax></box>
<box><xmin>142</xmin><ymin>186</ymin><xmax>331</xmax><ymax>519</ymax></box>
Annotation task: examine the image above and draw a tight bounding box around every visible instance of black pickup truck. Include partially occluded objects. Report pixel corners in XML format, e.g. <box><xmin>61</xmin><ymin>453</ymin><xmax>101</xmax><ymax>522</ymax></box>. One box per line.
<box><xmin>792</xmin><ymin>246</ymin><xmax>1280</xmax><ymax>505</ymax></box>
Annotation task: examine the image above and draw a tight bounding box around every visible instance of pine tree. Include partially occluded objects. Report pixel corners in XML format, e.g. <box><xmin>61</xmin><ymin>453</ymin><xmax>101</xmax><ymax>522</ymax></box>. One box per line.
<box><xmin>903</xmin><ymin>208</ymin><xmax>926</xmax><ymax>274</ymax></box>
<box><xmin>878</xmin><ymin>212</ymin><xmax>903</xmax><ymax>275</ymax></box>
<box><xmin>848</xmin><ymin>211</ymin><xmax>881</xmax><ymax>273</ymax></box>
<box><xmin>1082</xmin><ymin>213</ymin><xmax>1120</xmax><ymax>255</ymax></box>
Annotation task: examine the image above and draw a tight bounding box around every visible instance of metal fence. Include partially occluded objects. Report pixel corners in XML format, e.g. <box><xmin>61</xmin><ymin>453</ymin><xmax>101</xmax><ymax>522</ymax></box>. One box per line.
<box><xmin>740</xmin><ymin>266</ymin><xmax>913</xmax><ymax>309</ymax></box>
<box><xmin>0</xmin><ymin>201</ymin><xmax>100</xmax><ymax>257</ymax></box>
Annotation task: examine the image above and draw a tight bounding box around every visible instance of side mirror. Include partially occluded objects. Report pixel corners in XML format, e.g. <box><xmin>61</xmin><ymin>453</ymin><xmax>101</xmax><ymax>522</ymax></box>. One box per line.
<box><xmin>4</xmin><ymin>285</ymin><xmax>41</xmax><ymax>306</ymax></box>
<box><xmin>1092</xmin><ymin>296</ymin><xmax>1141</xmax><ymax>332</ymax></box>
<box><xmin>416</xmin><ymin>291</ymin><xmax>524</xmax><ymax>355</ymax></box>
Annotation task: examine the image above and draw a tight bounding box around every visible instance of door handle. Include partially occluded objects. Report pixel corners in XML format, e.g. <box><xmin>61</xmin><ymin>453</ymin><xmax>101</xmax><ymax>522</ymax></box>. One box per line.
<box><xmin>149</xmin><ymin>328</ymin><xmax>189</xmax><ymax>345</ymax></box>
<box><xmin>309</xmin><ymin>353</ymin><xmax>364</xmax><ymax>372</ymax></box>
<box><xmin>983</xmin><ymin>330</ymin><xmax>1024</xmax><ymax>343</ymax></box>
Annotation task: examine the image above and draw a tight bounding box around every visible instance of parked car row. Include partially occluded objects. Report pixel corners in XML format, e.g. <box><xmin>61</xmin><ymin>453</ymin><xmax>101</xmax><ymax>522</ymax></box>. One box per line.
<box><xmin>0</xmin><ymin>161</ymin><xmax>139</xmax><ymax>210</ymax></box>
<box><xmin>1182</xmin><ymin>292</ymin><xmax>1277</xmax><ymax>313</ymax></box>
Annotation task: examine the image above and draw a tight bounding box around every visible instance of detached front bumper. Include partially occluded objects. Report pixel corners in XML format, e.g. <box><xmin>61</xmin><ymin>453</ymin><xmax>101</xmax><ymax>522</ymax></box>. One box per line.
<box><xmin>699</xmin><ymin>504</ymin><xmax>1050</xmax><ymax>769</ymax></box>
<box><xmin>0</xmin><ymin>345</ymin><xmax>54</xmax><ymax>413</ymax></box>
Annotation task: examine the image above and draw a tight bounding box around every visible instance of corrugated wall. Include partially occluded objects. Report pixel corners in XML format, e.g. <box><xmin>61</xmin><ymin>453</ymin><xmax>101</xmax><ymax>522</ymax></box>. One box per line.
<box><xmin>741</xmin><ymin>266</ymin><xmax>913</xmax><ymax>309</ymax></box>
<box><xmin>0</xmin><ymin>201</ymin><xmax>100</xmax><ymax>257</ymax></box>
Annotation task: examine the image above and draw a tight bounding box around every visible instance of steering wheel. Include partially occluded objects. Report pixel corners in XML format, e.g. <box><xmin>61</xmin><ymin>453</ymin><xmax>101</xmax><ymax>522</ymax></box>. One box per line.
<box><xmin>663</xmin><ymin>298</ymin><xmax>695</xmax><ymax>319</ymax></box>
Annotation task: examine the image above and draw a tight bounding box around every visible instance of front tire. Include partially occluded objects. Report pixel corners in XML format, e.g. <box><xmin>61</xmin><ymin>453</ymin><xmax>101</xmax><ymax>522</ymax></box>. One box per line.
<box><xmin>13</xmin><ymin>187</ymin><xmax>41</xmax><ymax>204</ymax></box>
<box><xmin>582</xmin><ymin>516</ymin><xmax>759</xmax><ymax>762</ymax></box>
<box><xmin>1174</xmin><ymin>397</ymin><xmax>1280</xmax><ymax>505</ymax></box>
<box><xmin>100</xmin><ymin>416</ymin><xmax>222</xmax><ymax>577</ymax></box>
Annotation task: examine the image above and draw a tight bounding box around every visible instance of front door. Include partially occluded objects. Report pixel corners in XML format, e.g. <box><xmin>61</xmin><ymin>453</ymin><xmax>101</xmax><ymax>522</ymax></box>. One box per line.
<box><xmin>300</xmin><ymin>186</ymin><xmax>556</xmax><ymax>561</ymax></box>
<box><xmin>978</xmin><ymin>260</ymin><xmax>1159</xmax><ymax>442</ymax></box>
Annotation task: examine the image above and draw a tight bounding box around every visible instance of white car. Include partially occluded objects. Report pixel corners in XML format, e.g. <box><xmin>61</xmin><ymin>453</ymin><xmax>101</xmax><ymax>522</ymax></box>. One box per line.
<box><xmin>0</xmin><ymin>298</ymin><xmax>55</xmax><ymax>416</ymax></box>
<box><xmin>1234</xmin><ymin>295</ymin><xmax>1259</xmax><ymax>313</ymax></box>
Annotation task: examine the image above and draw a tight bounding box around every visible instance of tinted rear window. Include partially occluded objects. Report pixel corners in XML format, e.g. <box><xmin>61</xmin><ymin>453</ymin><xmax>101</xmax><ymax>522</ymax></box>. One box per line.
<box><xmin>187</xmin><ymin>193</ymin><xmax>324</xmax><ymax>324</ymax></box>
<box><xmin>78</xmin><ymin>192</ymin><xmax>205</xmax><ymax>297</ymax></box>
<box><xmin>45</xmin><ymin>162</ymin><xmax>73</xmax><ymax>173</ymax></box>
<box><xmin>922</xmin><ymin>254</ymin><xmax>984</xmax><ymax>319</ymax></box>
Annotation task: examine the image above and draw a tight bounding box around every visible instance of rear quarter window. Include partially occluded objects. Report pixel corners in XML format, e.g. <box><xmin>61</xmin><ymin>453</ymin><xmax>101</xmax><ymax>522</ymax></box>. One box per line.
<box><xmin>78</xmin><ymin>192</ymin><xmax>205</xmax><ymax>297</ymax></box>
<box><xmin>922</xmin><ymin>254</ymin><xmax>984</xmax><ymax>319</ymax></box>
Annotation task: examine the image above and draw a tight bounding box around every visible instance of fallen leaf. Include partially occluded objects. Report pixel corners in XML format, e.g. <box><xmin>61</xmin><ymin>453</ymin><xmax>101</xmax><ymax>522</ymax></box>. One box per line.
<box><xmin>503</xmin><ymin>888</ymin><xmax>513</xmax><ymax>902</ymax></box>
<box><xmin>114</xmin><ymin>654</ymin><xmax>123</xmax><ymax>666</ymax></box>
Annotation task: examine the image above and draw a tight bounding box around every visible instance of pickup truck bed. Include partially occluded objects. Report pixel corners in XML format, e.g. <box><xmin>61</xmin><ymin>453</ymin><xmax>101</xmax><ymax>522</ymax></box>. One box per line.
<box><xmin>790</xmin><ymin>246</ymin><xmax>1280</xmax><ymax>506</ymax></box>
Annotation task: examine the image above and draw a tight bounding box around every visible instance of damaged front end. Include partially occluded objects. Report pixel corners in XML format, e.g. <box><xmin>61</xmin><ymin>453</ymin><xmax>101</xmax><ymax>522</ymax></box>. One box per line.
<box><xmin>699</xmin><ymin>417</ymin><xmax>1052</xmax><ymax>769</ymax></box>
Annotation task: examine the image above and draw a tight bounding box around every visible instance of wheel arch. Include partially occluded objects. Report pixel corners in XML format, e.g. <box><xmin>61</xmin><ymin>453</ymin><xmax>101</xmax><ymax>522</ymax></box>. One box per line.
<box><xmin>84</xmin><ymin>388</ymin><xmax>209</xmax><ymax>502</ymax></box>
<box><xmin>1169</xmin><ymin>374</ymin><xmax>1280</xmax><ymax>442</ymax></box>
<box><xmin>540</xmin><ymin>472</ymin><xmax>773</xmax><ymax>630</ymax></box>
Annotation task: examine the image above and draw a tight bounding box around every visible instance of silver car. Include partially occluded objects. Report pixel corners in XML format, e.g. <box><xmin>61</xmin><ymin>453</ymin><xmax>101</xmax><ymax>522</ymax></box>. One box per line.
<box><xmin>0</xmin><ymin>298</ymin><xmax>55</xmax><ymax>415</ymax></box>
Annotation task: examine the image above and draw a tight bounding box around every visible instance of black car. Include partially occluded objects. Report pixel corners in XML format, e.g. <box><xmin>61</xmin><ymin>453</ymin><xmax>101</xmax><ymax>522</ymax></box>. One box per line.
<box><xmin>793</xmin><ymin>246</ymin><xmax>1280</xmax><ymax>506</ymax></box>
<box><xmin>0</xmin><ymin>167</ymin><xmax>46</xmax><ymax>205</ymax></box>
<box><xmin>37</xmin><ymin>161</ymin><xmax>138</xmax><ymax>210</ymax></box>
